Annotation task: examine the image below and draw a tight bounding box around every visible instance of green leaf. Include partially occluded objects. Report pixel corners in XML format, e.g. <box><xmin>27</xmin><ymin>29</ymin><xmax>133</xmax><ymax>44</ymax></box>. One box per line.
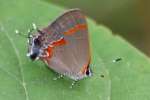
<box><xmin>0</xmin><ymin>0</ymin><xmax>150</xmax><ymax>100</ymax></box>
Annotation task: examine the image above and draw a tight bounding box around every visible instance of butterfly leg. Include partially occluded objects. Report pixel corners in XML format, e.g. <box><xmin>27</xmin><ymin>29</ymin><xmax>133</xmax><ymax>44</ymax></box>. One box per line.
<box><xmin>53</xmin><ymin>74</ymin><xmax>64</xmax><ymax>80</ymax></box>
<box><xmin>69</xmin><ymin>80</ymin><xmax>78</xmax><ymax>89</ymax></box>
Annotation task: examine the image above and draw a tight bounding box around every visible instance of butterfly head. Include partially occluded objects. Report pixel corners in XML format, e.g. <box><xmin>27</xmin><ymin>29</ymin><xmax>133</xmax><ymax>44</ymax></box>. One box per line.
<box><xmin>25</xmin><ymin>23</ymin><xmax>47</xmax><ymax>61</ymax></box>
<box><xmin>27</xmin><ymin>31</ymin><xmax>43</xmax><ymax>61</ymax></box>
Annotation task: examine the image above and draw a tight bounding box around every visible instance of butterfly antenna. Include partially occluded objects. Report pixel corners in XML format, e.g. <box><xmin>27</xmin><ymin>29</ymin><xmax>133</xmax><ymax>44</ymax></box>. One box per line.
<box><xmin>15</xmin><ymin>29</ymin><xmax>28</xmax><ymax>38</ymax></box>
<box><xmin>32</xmin><ymin>23</ymin><xmax>37</xmax><ymax>30</ymax></box>
<box><xmin>15</xmin><ymin>23</ymin><xmax>41</xmax><ymax>38</ymax></box>
<box><xmin>27</xmin><ymin>23</ymin><xmax>37</xmax><ymax>38</ymax></box>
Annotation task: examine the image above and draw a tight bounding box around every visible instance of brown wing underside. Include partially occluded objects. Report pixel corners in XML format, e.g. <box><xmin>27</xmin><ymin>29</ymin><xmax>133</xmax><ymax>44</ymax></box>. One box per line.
<box><xmin>42</xmin><ymin>9</ymin><xmax>90</xmax><ymax>80</ymax></box>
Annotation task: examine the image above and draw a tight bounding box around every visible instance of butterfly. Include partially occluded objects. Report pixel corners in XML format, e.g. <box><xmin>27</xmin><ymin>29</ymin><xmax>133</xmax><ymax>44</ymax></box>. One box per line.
<box><xmin>26</xmin><ymin>9</ymin><xmax>92</xmax><ymax>81</ymax></box>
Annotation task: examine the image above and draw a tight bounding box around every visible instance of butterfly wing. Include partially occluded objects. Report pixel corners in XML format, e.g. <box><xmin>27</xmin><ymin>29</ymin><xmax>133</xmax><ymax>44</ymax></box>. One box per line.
<box><xmin>41</xmin><ymin>9</ymin><xmax>91</xmax><ymax>80</ymax></box>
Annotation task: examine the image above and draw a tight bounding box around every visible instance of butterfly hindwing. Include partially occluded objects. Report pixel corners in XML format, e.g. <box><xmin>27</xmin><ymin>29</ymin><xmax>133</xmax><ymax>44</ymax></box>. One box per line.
<box><xmin>41</xmin><ymin>9</ymin><xmax>90</xmax><ymax>80</ymax></box>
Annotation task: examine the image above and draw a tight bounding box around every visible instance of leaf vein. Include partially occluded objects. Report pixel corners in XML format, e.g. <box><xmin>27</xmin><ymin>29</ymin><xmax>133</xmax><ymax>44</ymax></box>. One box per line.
<box><xmin>4</xmin><ymin>30</ymin><xmax>29</xmax><ymax>100</ymax></box>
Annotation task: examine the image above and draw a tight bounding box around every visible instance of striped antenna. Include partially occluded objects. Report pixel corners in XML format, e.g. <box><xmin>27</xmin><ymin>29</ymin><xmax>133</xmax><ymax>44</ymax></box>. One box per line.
<box><xmin>15</xmin><ymin>29</ymin><xmax>28</xmax><ymax>38</ymax></box>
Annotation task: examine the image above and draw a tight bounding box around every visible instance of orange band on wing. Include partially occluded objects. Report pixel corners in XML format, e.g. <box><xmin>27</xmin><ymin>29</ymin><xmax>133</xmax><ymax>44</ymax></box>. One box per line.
<box><xmin>63</xmin><ymin>24</ymin><xmax>87</xmax><ymax>35</ymax></box>
<box><xmin>41</xmin><ymin>38</ymin><xmax>66</xmax><ymax>64</ymax></box>
<box><xmin>46</xmin><ymin>46</ymin><xmax>53</xmax><ymax>58</ymax></box>
<box><xmin>51</xmin><ymin>38</ymin><xmax>66</xmax><ymax>47</ymax></box>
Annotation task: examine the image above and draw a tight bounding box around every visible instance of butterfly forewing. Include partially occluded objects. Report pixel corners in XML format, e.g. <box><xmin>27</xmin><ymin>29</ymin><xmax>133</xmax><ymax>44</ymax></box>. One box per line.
<box><xmin>41</xmin><ymin>9</ymin><xmax>90</xmax><ymax>80</ymax></box>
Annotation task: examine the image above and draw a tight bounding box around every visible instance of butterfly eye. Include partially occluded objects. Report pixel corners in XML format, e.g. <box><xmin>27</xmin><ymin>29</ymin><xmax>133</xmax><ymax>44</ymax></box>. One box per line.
<box><xmin>34</xmin><ymin>38</ymin><xmax>41</xmax><ymax>46</ymax></box>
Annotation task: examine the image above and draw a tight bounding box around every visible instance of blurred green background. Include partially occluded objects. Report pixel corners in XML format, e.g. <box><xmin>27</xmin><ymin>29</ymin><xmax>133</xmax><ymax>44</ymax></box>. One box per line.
<box><xmin>46</xmin><ymin>0</ymin><xmax>150</xmax><ymax>56</ymax></box>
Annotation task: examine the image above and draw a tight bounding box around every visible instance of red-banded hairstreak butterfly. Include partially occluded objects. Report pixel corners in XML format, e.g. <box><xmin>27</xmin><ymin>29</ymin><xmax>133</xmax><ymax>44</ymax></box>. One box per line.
<box><xmin>24</xmin><ymin>9</ymin><xmax>92</xmax><ymax>81</ymax></box>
